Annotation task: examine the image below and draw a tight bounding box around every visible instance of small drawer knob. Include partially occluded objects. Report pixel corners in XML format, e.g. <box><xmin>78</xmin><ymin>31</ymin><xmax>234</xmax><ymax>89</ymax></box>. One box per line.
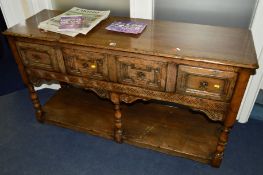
<box><xmin>82</xmin><ymin>63</ymin><xmax>89</xmax><ymax>68</ymax></box>
<box><xmin>199</xmin><ymin>81</ymin><xmax>208</xmax><ymax>90</ymax></box>
<box><xmin>137</xmin><ymin>71</ymin><xmax>146</xmax><ymax>79</ymax></box>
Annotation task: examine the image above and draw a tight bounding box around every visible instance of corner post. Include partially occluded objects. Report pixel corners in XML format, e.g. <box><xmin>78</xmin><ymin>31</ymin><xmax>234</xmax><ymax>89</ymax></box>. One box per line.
<box><xmin>7</xmin><ymin>36</ymin><xmax>44</xmax><ymax>122</ymax></box>
<box><xmin>110</xmin><ymin>92</ymin><xmax>123</xmax><ymax>143</ymax></box>
<box><xmin>211</xmin><ymin>69</ymin><xmax>252</xmax><ymax>167</ymax></box>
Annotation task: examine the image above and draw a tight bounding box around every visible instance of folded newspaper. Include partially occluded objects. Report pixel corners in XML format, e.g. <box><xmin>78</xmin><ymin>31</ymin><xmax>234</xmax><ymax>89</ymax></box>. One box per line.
<box><xmin>38</xmin><ymin>7</ymin><xmax>110</xmax><ymax>37</ymax></box>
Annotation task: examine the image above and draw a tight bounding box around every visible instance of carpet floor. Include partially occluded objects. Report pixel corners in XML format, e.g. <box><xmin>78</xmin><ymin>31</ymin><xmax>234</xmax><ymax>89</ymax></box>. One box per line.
<box><xmin>0</xmin><ymin>89</ymin><xmax>263</xmax><ymax>175</ymax></box>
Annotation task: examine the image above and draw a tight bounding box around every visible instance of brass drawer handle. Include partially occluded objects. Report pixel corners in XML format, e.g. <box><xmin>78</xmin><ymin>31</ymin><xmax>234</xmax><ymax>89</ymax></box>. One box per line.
<box><xmin>82</xmin><ymin>63</ymin><xmax>96</xmax><ymax>69</ymax></box>
<box><xmin>90</xmin><ymin>64</ymin><xmax>96</xmax><ymax>69</ymax></box>
<box><xmin>199</xmin><ymin>81</ymin><xmax>208</xmax><ymax>90</ymax></box>
<box><xmin>214</xmin><ymin>84</ymin><xmax>220</xmax><ymax>89</ymax></box>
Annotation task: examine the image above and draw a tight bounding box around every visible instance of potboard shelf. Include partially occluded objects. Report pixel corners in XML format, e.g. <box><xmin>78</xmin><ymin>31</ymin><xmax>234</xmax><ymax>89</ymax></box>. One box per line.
<box><xmin>43</xmin><ymin>87</ymin><xmax>221</xmax><ymax>163</ymax></box>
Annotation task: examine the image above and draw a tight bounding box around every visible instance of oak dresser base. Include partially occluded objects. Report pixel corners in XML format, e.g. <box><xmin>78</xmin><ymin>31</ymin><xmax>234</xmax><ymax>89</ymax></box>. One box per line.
<box><xmin>4</xmin><ymin>9</ymin><xmax>258</xmax><ymax>168</ymax></box>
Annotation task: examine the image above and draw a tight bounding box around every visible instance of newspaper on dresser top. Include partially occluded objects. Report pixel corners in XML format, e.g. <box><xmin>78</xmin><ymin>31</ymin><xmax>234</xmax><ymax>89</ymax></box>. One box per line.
<box><xmin>58</xmin><ymin>15</ymin><xmax>84</xmax><ymax>32</ymax></box>
<box><xmin>38</xmin><ymin>7</ymin><xmax>110</xmax><ymax>37</ymax></box>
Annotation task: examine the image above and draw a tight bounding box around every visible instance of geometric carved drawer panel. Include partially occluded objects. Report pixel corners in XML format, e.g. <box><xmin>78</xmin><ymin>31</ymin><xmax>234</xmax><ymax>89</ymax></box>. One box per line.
<box><xmin>116</xmin><ymin>56</ymin><xmax>167</xmax><ymax>91</ymax></box>
<box><xmin>16</xmin><ymin>42</ymin><xmax>60</xmax><ymax>72</ymax></box>
<box><xmin>177</xmin><ymin>65</ymin><xmax>237</xmax><ymax>101</ymax></box>
<box><xmin>62</xmin><ymin>48</ymin><xmax>108</xmax><ymax>81</ymax></box>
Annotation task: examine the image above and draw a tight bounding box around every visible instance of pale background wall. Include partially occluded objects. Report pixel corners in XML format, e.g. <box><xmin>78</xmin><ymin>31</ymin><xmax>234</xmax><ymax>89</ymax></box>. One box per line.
<box><xmin>0</xmin><ymin>0</ymin><xmax>52</xmax><ymax>28</ymax></box>
<box><xmin>0</xmin><ymin>0</ymin><xmax>29</xmax><ymax>27</ymax></box>
<box><xmin>51</xmin><ymin>0</ymin><xmax>129</xmax><ymax>17</ymax></box>
<box><xmin>155</xmin><ymin>0</ymin><xmax>257</xmax><ymax>28</ymax></box>
<box><xmin>252</xmin><ymin>1</ymin><xmax>263</xmax><ymax>89</ymax></box>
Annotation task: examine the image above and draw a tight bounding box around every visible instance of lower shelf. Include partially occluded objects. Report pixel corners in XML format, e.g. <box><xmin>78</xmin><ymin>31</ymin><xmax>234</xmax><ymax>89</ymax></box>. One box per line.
<box><xmin>43</xmin><ymin>87</ymin><xmax>222</xmax><ymax>164</ymax></box>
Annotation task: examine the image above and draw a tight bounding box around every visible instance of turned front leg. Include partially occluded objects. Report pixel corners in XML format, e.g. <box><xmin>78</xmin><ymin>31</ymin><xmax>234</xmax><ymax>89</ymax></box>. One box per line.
<box><xmin>211</xmin><ymin>125</ymin><xmax>230</xmax><ymax>167</ymax></box>
<box><xmin>110</xmin><ymin>93</ymin><xmax>123</xmax><ymax>143</ymax></box>
<box><xmin>28</xmin><ymin>84</ymin><xmax>44</xmax><ymax>122</ymax></box>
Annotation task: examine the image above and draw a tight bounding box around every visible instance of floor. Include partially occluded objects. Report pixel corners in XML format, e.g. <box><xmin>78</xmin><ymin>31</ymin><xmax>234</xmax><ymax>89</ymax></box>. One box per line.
<box><xmin>251</xmin><ymin>90</ymin><xmax>263</xmax><ymax>121</ymax></box>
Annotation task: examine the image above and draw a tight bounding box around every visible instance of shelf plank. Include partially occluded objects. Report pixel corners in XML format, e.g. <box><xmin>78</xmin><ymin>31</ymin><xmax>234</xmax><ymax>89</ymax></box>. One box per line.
<box><xmin>122</xmin><ymin>102</ymin><xmax>221</xmax><ymax>163</ymax></box>
<box><xmin>43</xmin><ymin>87</ymin><xmax>221</xmax><ymax>164</ymax></box>
<box><xmin>43</xmin><ymin>87</ymin><xmax>115</xmax><ymax>140</ymax></box>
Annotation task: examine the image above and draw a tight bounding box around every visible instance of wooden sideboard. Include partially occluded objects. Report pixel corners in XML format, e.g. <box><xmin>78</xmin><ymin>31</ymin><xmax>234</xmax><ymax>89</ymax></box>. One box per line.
<box><xmin>4</xmin><ymin>10</ymin><xmax>258</xmax><ymax>167</ymax></box>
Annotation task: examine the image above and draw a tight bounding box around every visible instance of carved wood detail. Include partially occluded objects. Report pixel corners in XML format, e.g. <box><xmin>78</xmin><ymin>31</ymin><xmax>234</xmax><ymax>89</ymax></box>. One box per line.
<box><xmin>193</xmin><ymin>109</ymin><xmax>226</xmax><ymax>121</ymax></box>
<box><xmin>116</xmin><ymin>56</ymin><xmax>167</xmax><ymax>91</ymax></box>
<box><xmin>28</xmin><ymin>68</ymin><xmax>228</xmax><ymax>121</ymax></box>
<box><xmin>177</xmin><ymin>65</ymin><xmax>237</xmax><ymax>101</ymax></box>
<box><xmin>88</xmin><ymin>88</ymin><xmax>110</xmax><ymax>99</ymax></box>
<box><xmin>119</xmin><ymin>94</ymin><xmax>148</xmax><ymax>104</ymax></box>
<box><xmin>62</xmin><ymin>48</ymin><xmax>108</xmax><ymax>81</ymax></box>
<box><xmin>85</xmin><ymin>87</ymin><xmax>149</xmax><ymax>104</ymax></box>
<box><xmin>16</xmin><ymin>42</ymin><xmax>60</xmax><ymax>72</ymax></box>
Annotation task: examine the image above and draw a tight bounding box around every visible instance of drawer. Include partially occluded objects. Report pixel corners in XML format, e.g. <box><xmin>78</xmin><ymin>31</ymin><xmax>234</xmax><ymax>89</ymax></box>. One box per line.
<box><xmin>116</xmin><ymin>56</ymin><xmax>167</xmax><ymax>91</ymax></box>
<box><xmin>62</xmin><ymin>48</ymin><xmax>108</xmax><ymax>81</ymax></box>
<box><xmin>177</xmin><ymin>65</ymin><xmax>237</xmax><ymax>101</ymax></box>
<box><xmin>16</xmin><ymin>42</ymin><xmax>60</xmax><ymax>72</ymax></box>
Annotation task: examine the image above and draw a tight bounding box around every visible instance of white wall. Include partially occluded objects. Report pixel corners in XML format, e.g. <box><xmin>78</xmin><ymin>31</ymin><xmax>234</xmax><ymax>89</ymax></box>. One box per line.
<box><xmin>130</xmin><ymin>0</ymin><xmax>154</xmax><ymax>19</ymax></box>
<box><xmin>0</xmin><ymin>0</ymin><xmax>52</xmax><ymax>28</ymax></box>
<box><xmin>252</xmin><ymin>0</ymin><xmax>263</xmax><ymax>90</ymax></box>
<box><xmin>0</xmin><ymin>0</ymin><xmax>28</xmax><ymax>28</ymax></box>
<box><xmin>251</xmin><ymin>1</ymin><xmax>263</xmax><ymax>56</ymax></box>
<box><xmin>51</xmin><ymin>0</ymin><xmax>129</xmax><ymax>17</ymax></box>
<box><xmin>237</xmin><ymin>0</ymin><xmax>263</xmax><ymax>122</ymax></box>
<box><xmin>253</xmin><ymin>0</ymin><xmax>263</xmax><ymax>90</ymax></box>
<box><xmin>155</xmin><ymin>0</ymin><xmax>257</xmax><ymax>28</ymax></box>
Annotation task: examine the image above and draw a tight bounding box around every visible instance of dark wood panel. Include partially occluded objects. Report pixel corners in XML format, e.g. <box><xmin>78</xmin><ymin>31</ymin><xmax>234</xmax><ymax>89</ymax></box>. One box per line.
<box><xmin>177</xmin><ymin>65</ymin><xmax>237</xmax><ymax>101</ymax></box>
<box><xmin>16</xmin><ymin>42</ymin><xmax>60</xmax><ymax>72</ymax></box>
<box><xmin>62</xmin><ymin>47</ymin><xmax>109</xmax><ymax>81</ymax></box>
<box><xmin>116</xmin><ymin>56</ymin><xmax>167</xmax><ymax>91</ymax></box>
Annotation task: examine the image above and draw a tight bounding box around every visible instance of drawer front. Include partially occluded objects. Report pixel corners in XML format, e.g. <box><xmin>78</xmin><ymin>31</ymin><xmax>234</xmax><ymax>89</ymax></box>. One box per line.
<box><xmin>62</xmin><ymin>48</ymin><xmax>108</xmax><ymax>81</ymax></box>
<box><xmin>16</xmin><ymin>42</ymin><xmax>60</xmax><ymax>71</ymax></box>
<box><xmin>116</xmin><ymin>56</ymin><xmax>167</xmax><ymax>91</ymax></box>
<box><xmin>177</xmin><ymin>65</ymin><xmax>237</xmax><ymax>101</ymax></box>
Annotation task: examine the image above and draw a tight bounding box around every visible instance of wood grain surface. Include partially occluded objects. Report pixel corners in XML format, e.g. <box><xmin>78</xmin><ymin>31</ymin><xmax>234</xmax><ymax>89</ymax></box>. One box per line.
<box><xmin>4</xmin><ymin>9</ymin><xmax>258</xmax><ymax>69</ymax></box>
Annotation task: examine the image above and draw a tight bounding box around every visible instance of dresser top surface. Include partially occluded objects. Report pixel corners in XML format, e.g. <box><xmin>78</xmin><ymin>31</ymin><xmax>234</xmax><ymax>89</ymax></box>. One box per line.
<box><xmin>4</xmin><ymin>10</ymin><xmax>258</xmax><ymax>69</ymax></box>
